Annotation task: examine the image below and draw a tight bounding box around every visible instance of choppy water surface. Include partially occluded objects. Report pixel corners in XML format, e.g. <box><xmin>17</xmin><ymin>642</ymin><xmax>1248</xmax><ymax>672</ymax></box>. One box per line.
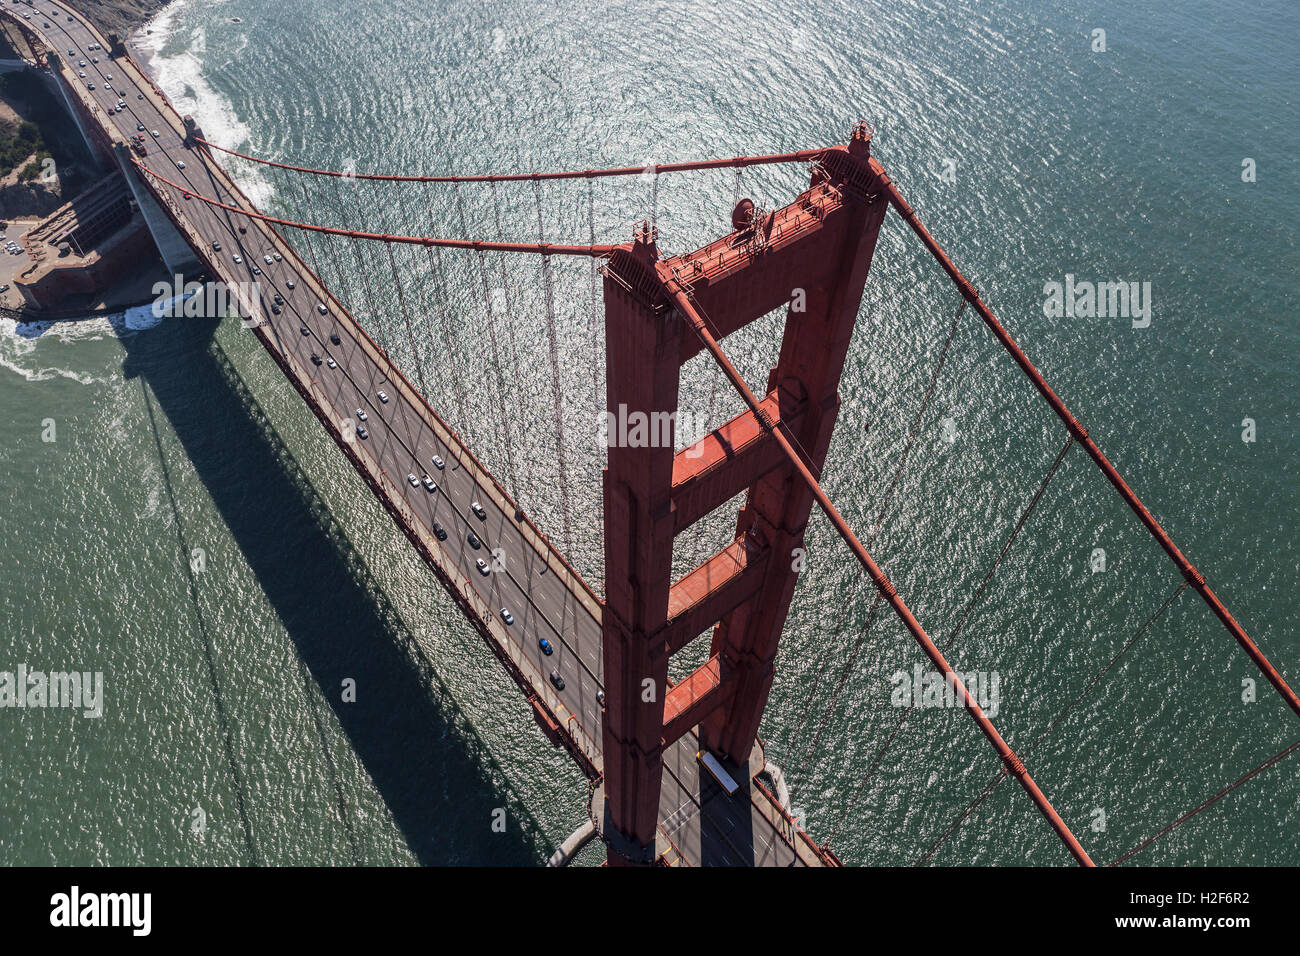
<box><xmin>1</xmin><ymin>0</ymin><xmax>1296</xmax><ymax>865</ymax></box>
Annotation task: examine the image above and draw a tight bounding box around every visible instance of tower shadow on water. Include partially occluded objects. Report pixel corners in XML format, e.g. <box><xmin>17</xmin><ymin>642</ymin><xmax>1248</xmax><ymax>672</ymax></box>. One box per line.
<box><xmin>120</xmin><ymin>314</ymin><xmax>551</xmax><ymax>865</ymax></box>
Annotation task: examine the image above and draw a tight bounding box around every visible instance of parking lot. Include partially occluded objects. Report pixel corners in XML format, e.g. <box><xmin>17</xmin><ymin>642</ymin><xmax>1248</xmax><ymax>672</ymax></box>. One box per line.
<box><xmin>0</xmin><ymin>217</ymin><xmax>35</xmax><ymax>307</ymax></box>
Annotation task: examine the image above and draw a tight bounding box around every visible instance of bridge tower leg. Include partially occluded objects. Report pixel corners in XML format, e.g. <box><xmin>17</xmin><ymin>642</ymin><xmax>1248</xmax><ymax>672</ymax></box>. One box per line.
<box><xmin>599</xmin><ymin>223</ymin><xmax>680</xmax><ymax>863</ymax></box>
<box><xmin>599</xmin><ymin>125</ymin><xmax>889</xmax><ymax>864</ymax></box>
<box><xmin>700</xmin><ymin>159</ymin><xmax>889</xmax><ymax>762</ymax></box>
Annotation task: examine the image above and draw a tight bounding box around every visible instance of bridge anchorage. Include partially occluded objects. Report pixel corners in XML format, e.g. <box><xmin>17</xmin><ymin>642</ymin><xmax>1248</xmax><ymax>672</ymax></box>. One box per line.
<box><xmin>595</xmin><ymin>124</ymin><xmax>886</xmax><ymax>864</ymax></box>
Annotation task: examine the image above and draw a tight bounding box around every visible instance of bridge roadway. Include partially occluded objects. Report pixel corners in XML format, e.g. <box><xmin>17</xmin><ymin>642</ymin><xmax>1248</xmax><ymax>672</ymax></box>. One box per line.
<box><xmin>10</xmin><ymin>0</ymin><xmax>831</xmax><ymax>866</ymax></box>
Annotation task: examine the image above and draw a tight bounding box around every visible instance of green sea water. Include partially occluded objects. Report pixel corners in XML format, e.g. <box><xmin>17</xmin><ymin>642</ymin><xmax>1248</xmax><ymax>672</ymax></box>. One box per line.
<box><xmin>1</xmin><ymin>0</ymin><xmax>1296</xmax><ymax>865</ymax></box>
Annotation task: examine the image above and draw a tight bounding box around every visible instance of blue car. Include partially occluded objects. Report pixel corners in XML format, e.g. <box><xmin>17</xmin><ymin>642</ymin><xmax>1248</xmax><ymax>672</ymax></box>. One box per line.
<box><xmin>539</xmin><ymin>638</ymin><xmax>553</xmax><ymax>656</ymax></box>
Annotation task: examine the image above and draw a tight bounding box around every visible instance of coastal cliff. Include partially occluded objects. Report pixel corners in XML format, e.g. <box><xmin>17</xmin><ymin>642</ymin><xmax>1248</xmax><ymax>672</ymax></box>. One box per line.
<box><xmin>62</xmin><ymin>0</ymin><xmax>172</xmax><ymax>37</ymax></box>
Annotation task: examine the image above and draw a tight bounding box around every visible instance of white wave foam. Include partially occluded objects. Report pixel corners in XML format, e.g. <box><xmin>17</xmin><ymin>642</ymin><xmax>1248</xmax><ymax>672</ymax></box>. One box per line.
<box><xmin>0</xmin><ymin>317</ymin><xmax>112</xmax><ymax>384</ymax></box>
<box><xmin>134</xmin><ymin>1</ymin><xmax>275</xmax><ymax>209</ymax></box>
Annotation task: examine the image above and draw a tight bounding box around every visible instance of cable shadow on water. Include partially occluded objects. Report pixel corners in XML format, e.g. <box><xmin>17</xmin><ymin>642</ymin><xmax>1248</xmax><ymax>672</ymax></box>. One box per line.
<box><xmin>121</xmin><ymin>315</ymin><xmax>552</xmax><ymax>865</ymax></box>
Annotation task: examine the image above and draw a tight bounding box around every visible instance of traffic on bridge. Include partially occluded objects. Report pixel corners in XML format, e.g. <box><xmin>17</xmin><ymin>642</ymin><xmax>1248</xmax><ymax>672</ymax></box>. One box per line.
<box><xmin>6</xmin><ymin>0</ymin><xmax>1295</xmax><ymax>871</ymax></box>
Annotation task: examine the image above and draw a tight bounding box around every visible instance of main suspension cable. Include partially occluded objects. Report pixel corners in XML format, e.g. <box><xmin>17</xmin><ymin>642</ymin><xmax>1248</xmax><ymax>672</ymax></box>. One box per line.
<box><xmin>791</xmin><ymin>296</ymin><xmax>965</xmax><ymax>793</ymax></box>
<box><xmin>195</xmin><ymin>137</ymin><xmax>830</xmax><ymax>183</ymax></box>
<box><xmin>881</xmin><ymin>172</ymin><xmax>1300</xmax><ymax>719</ymax></box>
<box><xmin>131</xmin><ymin>159</ymin><xmax>618</xmax><ymax>257</ymax></box>
<box><xmin>823</xmin><ymin>433</ymin><xmax>1075</xmax><ymax>846</ymax></box>
<box><xmin>664</xmin><ymin>275</ymin><xmax>1095</xmax><ymax>866</ymax></box>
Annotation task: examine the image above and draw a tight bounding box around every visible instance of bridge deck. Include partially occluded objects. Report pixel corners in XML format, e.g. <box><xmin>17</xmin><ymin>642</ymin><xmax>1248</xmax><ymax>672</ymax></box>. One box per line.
<box><xmin>11</xmin><ymin>1</ymin><xmax>831</xmax><ymax>866</ymax></box>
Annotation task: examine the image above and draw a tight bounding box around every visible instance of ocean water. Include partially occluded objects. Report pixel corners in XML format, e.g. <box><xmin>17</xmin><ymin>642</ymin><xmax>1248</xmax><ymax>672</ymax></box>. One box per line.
<box><xmin>1</xmin><ymin>0</ymin><xmax>1296</xmax><ymax>865</ymax></box>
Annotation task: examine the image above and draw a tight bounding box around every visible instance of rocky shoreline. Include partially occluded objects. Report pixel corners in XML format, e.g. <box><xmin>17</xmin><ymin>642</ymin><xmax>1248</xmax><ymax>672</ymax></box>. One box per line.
<box><xmin>61</xmin><ymin>0</ymin><xmax>173</xmax><ymax>37</ymax></box>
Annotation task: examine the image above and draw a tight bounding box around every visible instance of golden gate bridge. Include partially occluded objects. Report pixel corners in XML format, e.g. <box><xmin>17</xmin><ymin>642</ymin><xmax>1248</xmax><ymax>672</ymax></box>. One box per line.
<box><xmin>9</xmin><ymin>0</ymin><xmax>1297</xmax><ymax>867</ymax></box>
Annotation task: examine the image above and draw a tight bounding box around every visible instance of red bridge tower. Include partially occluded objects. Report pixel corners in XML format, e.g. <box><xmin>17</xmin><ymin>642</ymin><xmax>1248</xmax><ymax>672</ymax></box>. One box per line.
<box><xmin>598</xmin><ymin>125</ymin><xmax>889</xmax><ymax>863</ymax></box>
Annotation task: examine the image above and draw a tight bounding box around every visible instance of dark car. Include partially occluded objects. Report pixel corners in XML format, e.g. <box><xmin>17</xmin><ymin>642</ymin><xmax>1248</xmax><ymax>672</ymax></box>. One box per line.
<box><xmin>433</xmin><ymin>522</ymin><xmax>447</xmax><ymax>541</ymax></box>
<box><xmin>549</xmin><ymin>669</ymin><xmax>565</xmax><ymax>691</ymax></box>
<box><xmin>467</xmin><ymin>531</ymin><xmax>481</xmax><ymax>550</ymax></box>
<box><xmin>329</xmin><ymin>332</ymin><xmax>340</xmax><ymax>345</ymax></box>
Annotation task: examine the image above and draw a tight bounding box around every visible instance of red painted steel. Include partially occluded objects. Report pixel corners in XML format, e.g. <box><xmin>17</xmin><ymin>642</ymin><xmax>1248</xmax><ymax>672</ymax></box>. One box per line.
<box><xmin>152</xmin><ymin>108</ymin><xmax>1291</xmax><ymax>864</ymax></box>
<box><xmin>597</xmin><ymin>127</ymin><xmax>892</xmax><ymax>863</ymax></box>
<box><xmin>130</xmin><ymin>160</ymin><xmax>618</xmax><ymax>257</ymax></box>
<box><xmin>194</xmin><ymin>136</ymin><xmax>830</xmax><ymax>183</ymax></box>
<box><xmin>664</xmin><ymin>278</ymin><xmax>1097</xmax><ymax>868</ymax></box>
<box><xmin>874</xmin><ymin>165</ymin><xmax>1300</xmax><ymax>721</ymax></box>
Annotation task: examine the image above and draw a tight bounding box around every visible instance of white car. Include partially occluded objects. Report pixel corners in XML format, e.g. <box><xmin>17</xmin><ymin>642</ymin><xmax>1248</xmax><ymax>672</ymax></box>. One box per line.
<box><xmin>263</xmin><ymin>255</ymin><xmax>273</xmax><ymax>265</ymax></box>
<box><xmin>316</xmin><ymin>303</ymin><xmax>327</xmax><ymax>315</ymax></box>
<box><xmin>421</xmin><ymin>475</ymin><xmax>436</xmax><ymax>492</ymax></box>
<box><xmin>151</xmin><ymin>130</ymin><xmax>160</xmax><ymax>138</ymax></box>
<box><xmin>177</xmin><ymin>161</ymin><xmax>186</xmax><ymax>169</ymax></box>
<box><xmin>377</xmin><ymin>390</ymin><xmax>389</xmax><ymax>404</ymax></box>
<box><xmin>431</xmin><ymin>455</ymin><xmax>444</xmax><ymax>470</ymax></box>
<box><xmin>500</xmin><ymin>609</ymin><xmax>514</xmax><ymax>626</ymax></box>
<box><xmin>471</xmin><ymin>502</ymin><xmax>486</xmax><ymax>520</ymax></box>
<box><xmin>285</xmin><ymin>279</ymin><xmax>296</xmax><ymax>289</ymax></box>
<box><xmin>77</xmin><ymin>71</ymin><xmax>85</xmax><ymax>78</ymax></box>
<box><xmin>355</xmin><ymin>408</ymin><xmax>367</xmax><ymax>422</ymax></box>
<box><xmin>105</xmin><ymin>73</ymin><xmax>112</xmax><ymax>80</ymax></box>
<box><xmin>232</xmin><ymin>254</ymin><xmax>243</xmax><ymax>264</ymax></box>
<box><xmin>407</xmin><ymin>473</ymin><xmax>419</xmax><ymax>488</ymax></box>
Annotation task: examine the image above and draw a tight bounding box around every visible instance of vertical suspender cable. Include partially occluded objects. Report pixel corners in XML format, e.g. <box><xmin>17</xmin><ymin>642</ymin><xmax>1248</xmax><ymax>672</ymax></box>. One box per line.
<box><xmin>490</xmin><ymin>180</ymin><xmax>536</xmax><ymax>508</ymax></box>
<box><xmin>385</xmin><ymin>242</ymin><xmax>429</xmax><ymax>397</ymax></box>
<box><xmin>456</xmin><ymin>184</ymin><xmax>521</xmax><ymax>497</ymax></box>
<box><xmin>789</xmin><ymin>296</ymin><xmax>963</xmax><ymax>792</ymax></box>
<box><xmin>665</xmin><ymin>279</ymin><xmax>1094</xmax><ymax>866</ymax></box>
<box><xmin>296</xmin><ymin>181</ymin><xmax>325</xmax><ymax>292</ymax></box>
<box><xmin>586</xmin><ymin>178</ymin><xmax>602</xmax><ymax>408</ymax></box>
<box><xmin>419</xmin><ymin>181</ymin><xmax>474</xmax><ymax>441</ymax></box>
<box><xmin>823</xmin><ymin>434</ymin><xmax>1076</xmax><ymax>846</ymax></box>
<box><xmin>347</xmin><ymin>234</ymin><xmax>390</xmax><ymax>354</ymax></box>
<box><xmin>533</xmin><ymin>178</ymin><xmax>576</xmax><ymax>555</ymax></box>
